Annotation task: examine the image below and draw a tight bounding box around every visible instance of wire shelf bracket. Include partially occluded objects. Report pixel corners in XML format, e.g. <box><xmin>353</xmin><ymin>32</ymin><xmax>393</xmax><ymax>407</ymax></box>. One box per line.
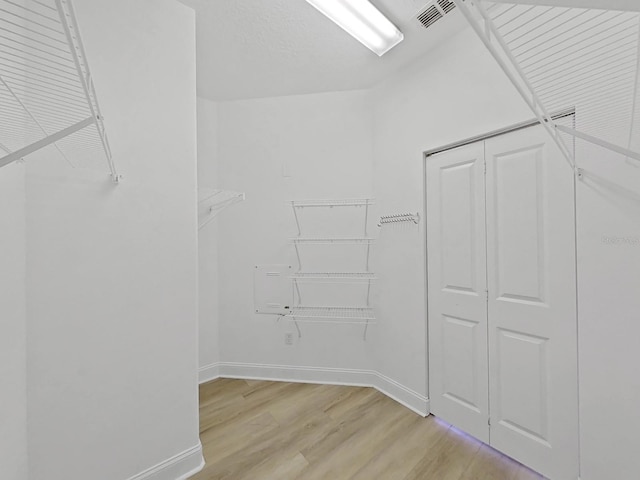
<box><xmin>198</xmin><ymin>188</ymin><xmax>245</xmax><ymax>230</ymax></box>
<box><xmin>453</xmin><ymin>0</ymin><xmax>640</xmax><ymax>170</ymax></box>
<box><xmin>0</xmin><ymin>0</ymin><xmax>118</xmax><ymax>181</ymax></box>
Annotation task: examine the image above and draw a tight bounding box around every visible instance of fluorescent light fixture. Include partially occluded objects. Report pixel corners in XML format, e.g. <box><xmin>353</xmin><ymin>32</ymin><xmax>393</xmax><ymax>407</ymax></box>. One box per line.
<box><xmin>305</xmin><ymin>0</ymin><xmax>404</xmax><ymax>56</ymax></box>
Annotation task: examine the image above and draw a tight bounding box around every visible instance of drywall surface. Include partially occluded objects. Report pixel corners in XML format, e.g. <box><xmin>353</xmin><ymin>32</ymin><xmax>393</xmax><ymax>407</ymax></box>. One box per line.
<box><xmin>370</xmin><ymin>27</ymin><xmax>531</xmax><ymax>403</ymax></box>
<box><xmin>0</xmin><ymin>161</ymin><xmax>27</xmax><ymax>480</ymax></box>
<box><xmin>576</xmin><ymin>143</ymin><xmax>640</xmax><ymax>480</ymax></box>
<box><xmin>24</xmin><ymin>1</ymin><xmax>201</xmax><ymax>480</ymax></box>
<box><xmin>215</xmin><ymin>90</ymin><xmax>375</xmax><ymax>373</ymax></box>
<box><xmin>198</xmin><ymin>97</ymin><xmax>221</xmax><ymax>380</ymax></box>
<box><xmin>372</xmin><ymin>25</ymin><xmax>640</xmax><ymax>478</ymax></box>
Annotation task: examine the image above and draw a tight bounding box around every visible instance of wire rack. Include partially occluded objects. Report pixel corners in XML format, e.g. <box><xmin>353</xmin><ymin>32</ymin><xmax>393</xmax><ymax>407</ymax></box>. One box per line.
<box><xmin>0</xmin><ymin>0</ymin><xmax>115</xmax><ymax>177</ymax></box>
<box><xmin>290</xmin><ymin>199</ymin><xmax>374</xmax><ymax>208</ymax></box>
<box><xmin>291</xmin><ymin>272</ymin><xmax>377</xmax><ymax>280</ymax></box>
<box><xmin>285</xmin><ymin>306</ymin><xmax>376</xmax><ymax>324</ymax></box>
<box><xmin>455</xmin><ymin>0</ymin><xmax>640</xmax><ymax>166</ymax></box>
<box><xmin>378</xmin><ymin>212</ymin><xmax>420</xmax><ymax>227</ymax></box>
<box><xmin>291</xmin><ymin>237</ymin><xmax>375</xmax><ymax>244</ymax></box>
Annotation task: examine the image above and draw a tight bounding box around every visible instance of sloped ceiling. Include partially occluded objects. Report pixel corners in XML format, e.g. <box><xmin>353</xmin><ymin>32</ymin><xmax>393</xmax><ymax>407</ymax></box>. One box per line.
<box><xmin>180</xmin><ymin>0</ymin><xmax>468</xmax><ymax>101</ymax></box>
<box><xmin>489</xmin><ymin>0</ymin><xmax>640</xmax><ymax>10</ymax></box>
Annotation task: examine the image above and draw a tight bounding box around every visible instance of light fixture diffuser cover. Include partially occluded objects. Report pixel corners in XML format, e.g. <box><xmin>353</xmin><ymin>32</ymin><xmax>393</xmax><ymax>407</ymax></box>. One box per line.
<box><xmin>306</xmin><ymin>0</ymin><xmax>404</xmax><ymax>56</ymax></box>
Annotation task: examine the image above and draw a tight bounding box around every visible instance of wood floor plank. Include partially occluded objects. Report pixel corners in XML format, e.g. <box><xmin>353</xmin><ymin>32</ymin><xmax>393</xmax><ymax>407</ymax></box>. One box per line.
<box><xmin>402</xmin><ymin>424</ymin><xmax>481</xmax><ymax>480</ymax></box>
<box><xmin>459</xmin><ymin>444</ymin><xmax>522</xmax><ymax>480</ymax></box>
<box><xmin>296</xmin><ymin>401</ymin><xmax>416</xmax><ymax>480</ymax></box>
<box><xmin>193</xmin><ymin>379</ymin><xmax>547</xmax><ymax>480</ymax></box>
<box><xmin>349</xmin><ymin>413</ymin><xmax>449</xmax><ymax>480</ymax></box>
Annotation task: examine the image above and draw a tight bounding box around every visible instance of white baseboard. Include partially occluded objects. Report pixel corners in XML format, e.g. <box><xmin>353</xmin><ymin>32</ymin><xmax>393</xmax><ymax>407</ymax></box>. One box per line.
<box><xmin>218</xmin><ymin>362</ymin><xmax>374</xmax><ymax>387</ymax></box>
<box><xmin>373</xmin><ymin>371</ymin><xmax>430</xmax><ymax>417</ymax></box>
<box><xmin>126</xmin><ymin>443</ymin><xmax>204</xmax><ymax>480</ymax></box>
<box><xmin>198</xmin><ymin>362</ymin><xmax>221</xmax><ymax>384</ymax></box>
<box><xmin>199</xmin><ymin>362</ymin><xmax>430</xmax><ymax>417</ymax></box>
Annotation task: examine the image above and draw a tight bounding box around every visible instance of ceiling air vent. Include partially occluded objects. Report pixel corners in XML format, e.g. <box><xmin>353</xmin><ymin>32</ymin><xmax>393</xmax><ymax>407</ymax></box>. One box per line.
<box><xmin>416</xmin><ymin>0</ymin><xmax>456</xmax><ymax>29</ymax></box>
<box><xmin>437</xmin><ymin>0</ymin><xmax>456</xmax><ymax>14</ymax></box>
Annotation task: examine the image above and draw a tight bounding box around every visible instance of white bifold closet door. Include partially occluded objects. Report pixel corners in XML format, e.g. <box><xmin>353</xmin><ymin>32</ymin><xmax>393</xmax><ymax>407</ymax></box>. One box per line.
<box><xmin>426</xmin><ymin>141</ymin><xmax>490</xmax><ymax>443</ymax></box>
<box><xmin>427</xmin><ymin>125</ymin><xmax>579</xmax><ymax>480</ymax></box>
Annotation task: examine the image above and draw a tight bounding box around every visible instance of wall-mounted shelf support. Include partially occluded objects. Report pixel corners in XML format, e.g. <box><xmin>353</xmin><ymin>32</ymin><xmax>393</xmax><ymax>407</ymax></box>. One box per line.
<box><xmin>0</xmin><ymin>117</ymin><xmax>93</xmax><ymax>169</ymax></box>
<box><xmin>556</xmin><ymin>125</ymin><xmax>640</xmax><ymax>163</ymax></box>
<box><xmin>198</xmin><ymin>189</ymin><xmax>245</xmax><ymax>230</ymax></box>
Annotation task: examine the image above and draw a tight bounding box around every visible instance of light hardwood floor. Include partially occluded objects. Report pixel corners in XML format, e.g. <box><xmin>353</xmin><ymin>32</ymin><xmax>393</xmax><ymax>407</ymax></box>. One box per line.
<box><xmin>192</xmin><ymin>379</ymin><xmax>545</xmax><ymax>480</ymax></box>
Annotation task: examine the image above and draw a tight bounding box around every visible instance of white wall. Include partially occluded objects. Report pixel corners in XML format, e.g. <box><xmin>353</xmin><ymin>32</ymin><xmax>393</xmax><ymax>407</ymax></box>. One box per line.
<box><xmin>24</xmin><ymin>1</ymin><xmax>202</xmax><ymax>479</ymax></box>
<box><xmin>198</xmin><ymin>98</ymin><xmax>221</xmax><ymax>381</ymax></box>
<box><xmin>194</xmin><ymin>19</ymin><xmax>640</xmax><ymax>479</ymax></box>
<box><xmin>372</xmin><ymin>25</ymin><xmax>640</xmax><ymax>480</ymax></box>
<box><xmin>214</xmin><ymin>90</ymin><xmax>375</xmax><ymax>376</ymax></box>
<box><xmin>370</xmin><ymin>28</ymin><xmax>531</xmax><ymax>405</ymax></box>
<box><xmin>0</xmin><ymin>162</ymin><xmax>27</xmax><ymax>480</ymax></box>
<box><xmin>576</xmin><ymin>143</ymin><xmax>640</xmax><ymax>480</ymax></box>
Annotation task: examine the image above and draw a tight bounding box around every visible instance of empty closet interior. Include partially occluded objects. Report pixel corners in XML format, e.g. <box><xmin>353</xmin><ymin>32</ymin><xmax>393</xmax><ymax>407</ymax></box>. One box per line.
<box><xmin>2</xmin><ymin>1</ymin><xmax>640</xmax><ymax>480</ymax></box>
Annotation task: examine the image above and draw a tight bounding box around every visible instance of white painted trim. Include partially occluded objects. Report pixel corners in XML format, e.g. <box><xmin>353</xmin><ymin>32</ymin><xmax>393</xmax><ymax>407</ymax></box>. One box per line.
<box><xmin>373</xmin><ymin>371</ymin><xmax>430</xmax><ymax>417</ymax></box>
<box><xmin>198</xmin><ymin>362</ymin><xmax>221</xmax><ymax>384</ymax></box>
<box><xmin>218</xmin><ymin>362</ymin><xmax>374</xmax><ymax>387</ymax></box>
<box><xmin>199</xmin><ymin>362</ymin><xmax>430</xmax><ymax>417</ymax></box>
<box><xmin>126</xmin><ymin>443</ymin><xmax>204</xmax><ymax>480</ymax></box>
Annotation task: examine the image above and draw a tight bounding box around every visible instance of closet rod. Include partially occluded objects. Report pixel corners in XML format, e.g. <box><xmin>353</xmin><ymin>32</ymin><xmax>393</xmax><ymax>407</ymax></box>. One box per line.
<box><xmin>423</xmin><ymin>108</ymin><xmax>574</xmax><ymax>158</ymax></box>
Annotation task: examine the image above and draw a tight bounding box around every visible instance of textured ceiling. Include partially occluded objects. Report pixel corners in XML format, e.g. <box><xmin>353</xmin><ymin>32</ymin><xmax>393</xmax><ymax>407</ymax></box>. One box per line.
<box><xmin>179</xmin><ymin>0</ymin><xmax>468</xmax><ymax>101</ymax></box>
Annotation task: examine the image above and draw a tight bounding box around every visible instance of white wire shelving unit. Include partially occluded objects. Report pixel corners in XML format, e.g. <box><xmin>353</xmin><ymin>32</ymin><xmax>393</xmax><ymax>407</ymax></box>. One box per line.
<box><xmin>291</xmin><ymin>237</ymin><xmax>375</xmax><ymax>245</ymax></box>
<box><xmin>0</xmin><ymin>0</ymin><xmax>117</xmax><ymax>180</ymax></box>
<box><xmin>286</xmin><ymin>198</ymin><xmax>377</xmax><ymax>339</ymax></box>
<box><xmin>290</xmin><ymin>198</ymin><xmax>373</xmax><ymax>236</ymax></box>
<box><xmin>290</xmin><ymin>272</ymin><xmax>377</xmax><ymax>281</ymax></box>
<box><xmin>198</xmin><ymin>188</ymin><xmax>245</xmax><ymax>230</ymax></box>
<box><xmin>285</xmin><ymin>307</ymin><xmax>376</xmax><ymax>324</ymax></box>
<box><xmin>290</xmin><ymin>237</ymin><xmax>375</xmax><ymax>272</ymax></box>
<box><xmin>289</xmin><ymin>199</ymin><xmax>373</xmax><ymax>207</ymax></box>
<box><xmin>453</xmin><ymin>0</ymin><xmax>640</xmax><ymax>168</ymax></box>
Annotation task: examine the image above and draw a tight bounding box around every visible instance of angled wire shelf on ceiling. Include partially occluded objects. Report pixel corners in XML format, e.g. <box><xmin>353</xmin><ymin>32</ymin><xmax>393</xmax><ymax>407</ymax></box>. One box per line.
<box><xmin>454</xmin><ymin>0</ymin><xmax>640</xmax><ymax>167</ymax></box>
<box><xmin>0</xmin><ymin>0</ymin><xmax>117</xmax><ymax>179</ymax></box>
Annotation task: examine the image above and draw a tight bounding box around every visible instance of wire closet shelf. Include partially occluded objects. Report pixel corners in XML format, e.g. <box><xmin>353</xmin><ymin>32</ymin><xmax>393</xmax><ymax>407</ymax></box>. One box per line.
<box><xmin>285</xmin><ymin>306</ymin><xmax>376</xmax><ymax>324</ymax></box>
<box><xmin>287</xmin><ymin>198</ymin><xmax>377</xmax><ymax>339</ymax></box>
<box><xmin>453</xmin><ymin>0</ymin><xmax>640</xmax><ymax>166</ymax></box>
<box><xmin>0</xmin><ymin>0</ymin><xmax>117</xmax><ymax>179</ymax></box>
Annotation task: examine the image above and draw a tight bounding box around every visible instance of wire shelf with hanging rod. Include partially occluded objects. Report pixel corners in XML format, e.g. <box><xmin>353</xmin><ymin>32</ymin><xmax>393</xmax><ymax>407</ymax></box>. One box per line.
<box><xmin>0</xmin><ymin>0</ymin><xmax>118</xmax><ymax>181</ymax></box>
<box><xmin>453</xmin><ymin>0</ymin><xmax>640</xmax><ymax>168</ymax></box>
